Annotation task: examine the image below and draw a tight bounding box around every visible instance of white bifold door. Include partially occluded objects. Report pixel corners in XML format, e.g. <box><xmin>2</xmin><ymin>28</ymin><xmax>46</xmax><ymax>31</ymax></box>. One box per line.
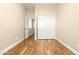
<box><xmin>37</xmin><ymin>16</ymin><xmax>56</xmax><ymax>39</ymax></box>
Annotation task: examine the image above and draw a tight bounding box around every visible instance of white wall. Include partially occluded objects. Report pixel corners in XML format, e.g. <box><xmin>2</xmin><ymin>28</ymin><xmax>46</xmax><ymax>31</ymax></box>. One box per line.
<box><xmin>0</xmin><ymin>4</ymin><xmax>26</xmax><ymax>51</ymax></box>
<box><xmin>56</xmin><ymin>4</ymin><xmax>79</xmax><ymax>53</ymax></box>
<box><xmin>35</xmin><ymin>4</ymin><xmax>56</xmax><ymax>16</ymax></box>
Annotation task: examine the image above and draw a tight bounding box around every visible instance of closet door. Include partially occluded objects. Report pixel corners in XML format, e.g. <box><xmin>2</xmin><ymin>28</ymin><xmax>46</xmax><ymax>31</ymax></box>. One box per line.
<box><xmin>37</xmin><ymin>16</ymin><xmax>56</xmax><ymax>39</ymax></box>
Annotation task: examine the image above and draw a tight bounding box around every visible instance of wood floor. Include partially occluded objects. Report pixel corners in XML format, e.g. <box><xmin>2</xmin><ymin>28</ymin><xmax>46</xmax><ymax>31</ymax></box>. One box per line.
<box><xmin>4</xmin><ymin>35</ymin><xmax>74</xmax><ymax>55</ymax></box>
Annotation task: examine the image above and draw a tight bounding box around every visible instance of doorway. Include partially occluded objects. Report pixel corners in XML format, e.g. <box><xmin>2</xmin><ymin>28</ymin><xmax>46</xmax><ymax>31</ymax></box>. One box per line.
<box><xmin>24</xmin><ymin>17</ymin><xmax>35</xmax><ymax>39</ymax></box>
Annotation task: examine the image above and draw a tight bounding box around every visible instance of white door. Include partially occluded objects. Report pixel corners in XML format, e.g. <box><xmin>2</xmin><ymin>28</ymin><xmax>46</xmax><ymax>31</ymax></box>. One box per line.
<box><xmin>37</xmin><ymin>16</ymin><xmax>56</xmax><ymax>39</ymax></box>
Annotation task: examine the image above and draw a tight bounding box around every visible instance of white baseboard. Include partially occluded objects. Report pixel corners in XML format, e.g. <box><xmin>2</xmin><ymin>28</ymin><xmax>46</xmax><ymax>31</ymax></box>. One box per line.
<box><xmin>1</xmin><ymin>36</ymin><xmax>78</xmax><ymax>55</ymax></box>
<box><xmin>0</xmin><ymin>33</ymin><xmax>33</xmax><ymax>55</ymax></box>
<box><xmin>56</xmin><ymin>38</ymin><xmax>78</xmax><ymax>55</ymax></box>
<box><xmin>25</xmin><ymin>33</ymin><xmax>34</xmax><ymax>39</ymax></box>
<box><xmin>0</xmin><ymin>38</ymin><xmax>24</xmax><ymax>55</ymax></box>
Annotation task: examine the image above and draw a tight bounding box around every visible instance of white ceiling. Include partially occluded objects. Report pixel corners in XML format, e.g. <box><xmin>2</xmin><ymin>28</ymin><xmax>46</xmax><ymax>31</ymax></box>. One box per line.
<box><xmin>23</xmin><ymin>3</ymin><xmax>35</xmax><ymax>8</ymax></box>
<box><xmin>23</xmin><ymin>3</ymin><xmax>57</xmax><ymax>8</ymax></box>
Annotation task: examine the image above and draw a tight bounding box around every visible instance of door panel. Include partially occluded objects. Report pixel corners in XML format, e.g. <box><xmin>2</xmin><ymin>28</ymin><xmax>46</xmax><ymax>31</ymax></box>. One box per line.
<box><xmin>38</xmin><ymin>16</ymin><xmax>56</xmax><ymax>39</ymax></box>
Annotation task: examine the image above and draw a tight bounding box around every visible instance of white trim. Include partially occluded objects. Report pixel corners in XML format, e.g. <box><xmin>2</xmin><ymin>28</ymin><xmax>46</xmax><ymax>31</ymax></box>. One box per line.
<box><xmin>24</xmin><ymin>33</ymin><xmax>34</xmax><ymax>39</ymax></box>
<box><xmin>0</xmin><ymin>38</ymin><xmax>24</xmax><ymax>55</ymax></box>
<box><xmin>34</xmin><ymin>17</ymin><xmax>38</xmax><ymax>40</ymax></box>
<box><xmin>0</xmin><ymin>37</ymin><xmax>78</xmax><ymax>55</ymax></box>
<box><xmin>56</xmin><ymin>38</ymin><xmax>78</xmax><ymax>55</ymax></box>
